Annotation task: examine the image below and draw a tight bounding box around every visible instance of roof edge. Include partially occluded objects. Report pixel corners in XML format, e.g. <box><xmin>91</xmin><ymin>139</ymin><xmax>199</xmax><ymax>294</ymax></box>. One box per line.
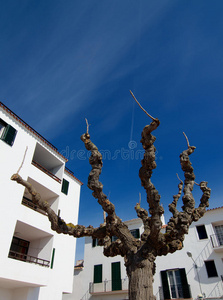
<box><xmin>0</xmin><ymin>101</ymin><xmax>68</xmax><ymax>162</ymax></box>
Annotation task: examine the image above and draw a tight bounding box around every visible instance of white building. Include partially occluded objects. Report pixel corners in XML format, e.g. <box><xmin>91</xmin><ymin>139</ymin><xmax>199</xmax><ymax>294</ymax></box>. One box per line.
<box><xmin>0</xmin><ymin>102</ymin><xmax>82</xmax><ymax>300</ymax></box>
<box><xmin>66</xmin><ymin>208</ymin><xmax>223</xmax><ymax>300</ymax></box>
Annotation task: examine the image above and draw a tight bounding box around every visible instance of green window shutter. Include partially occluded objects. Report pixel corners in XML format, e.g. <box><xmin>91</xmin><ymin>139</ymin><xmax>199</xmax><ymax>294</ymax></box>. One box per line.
<box><xmin>50</xmin><ymin>248</ymin><xmax>55</xmax><ymax>269</ymax></box>
<box><xmin>94</xmin><ymin>264</ymin><xmax>102</xmax><ymax>283</ymax></box>
<box><xmin>161</xmin><ymin>271</ymin><xmax>171</xmax><ymax>300</ymax></box>
<box><xmin>179</xmin><ymin>268</ymin><xmax>191</xmax><ymax>298</ymax></box>
<box><xmin>1</xmin><ymin>125</ymin><xmax>17</xmax><ymax>146</ymax></box>
<box><xmin>112</xmin><ymin>262</ymin><xmax>122</xmax><ymax>291</ymax></box>
<box><xmin>61</xmin><ymin>179</ymin><xmax>69</xmax><ymax>195</ymax></box>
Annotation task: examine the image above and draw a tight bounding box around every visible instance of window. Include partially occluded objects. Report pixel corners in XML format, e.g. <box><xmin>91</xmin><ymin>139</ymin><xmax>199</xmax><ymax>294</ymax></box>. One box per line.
<box><xmin>94</xmin><ymin>264</ymin><xmax>102</xmax><ymax>283</ymax></box>
<box><xmin>205</xmin><ymin>260</ymin><xmax>218</xmax><ymax>278</ymax></box>
<box><xmin>0</xmin><ymin>118</ymin><xmax>17</xmax><ymax>146</ymax></box>
<box><xmin>196</xmin><ymin>225</ymin><xmax>208</xmax><ymax>240</ymax></box>
<box><xmin>130</xmin><ymin>229</ymin><xmax>140</xmax><ymax>238</ymax></box>
<box><xmin>161</xmin><ymin>268</ymin><xmax>191</xmax><ymax>299</ymax></box>
<box><xmin>215</xmin><ymin>225</ymin><xmax>223</xmax><ymax>246</ymax></box>
<box><xmin>8</xmin><ymin>236</ymin><xmax>30</xmax><ymax>260</ymax></box>
<box><xmin>92</xmin><ymin>238</ymin><xmax>99</xmax><ymax>247</ymax></box>
<box><xmin>61</xmin><ymin>179</ymin><xmax>69</xmax><ymax>195</ymax></box>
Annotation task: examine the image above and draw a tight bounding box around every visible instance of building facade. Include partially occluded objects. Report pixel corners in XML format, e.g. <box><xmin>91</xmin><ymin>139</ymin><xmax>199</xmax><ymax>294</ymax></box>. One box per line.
<box><xmin>66</xmin><ymin>208</ymin><xmax>223</xmax><ymax>300</ymax></box>
<box><xmin>0</xmin><ymin>102</ymin><xmax>82</xmax><ymax>300</ymax></box>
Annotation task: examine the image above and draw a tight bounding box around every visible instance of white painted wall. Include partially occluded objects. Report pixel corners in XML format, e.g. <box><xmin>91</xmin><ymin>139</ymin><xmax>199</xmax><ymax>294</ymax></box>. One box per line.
<box><xmin>68</xmin><ymin>209</ymin><xmax>223</xmax><ymax>300</ymax></box>
<box><xmin>0</xmin><ymin>104</ymin><xmax>82</xmax><ymax>300</ymax></box>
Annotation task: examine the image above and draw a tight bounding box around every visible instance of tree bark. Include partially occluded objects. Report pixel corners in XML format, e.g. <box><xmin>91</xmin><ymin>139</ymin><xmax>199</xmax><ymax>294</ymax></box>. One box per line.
<box><xmin>126</xmin><ymin>256</ymin><xmax>155</xmax><ymax>300</ymax></box>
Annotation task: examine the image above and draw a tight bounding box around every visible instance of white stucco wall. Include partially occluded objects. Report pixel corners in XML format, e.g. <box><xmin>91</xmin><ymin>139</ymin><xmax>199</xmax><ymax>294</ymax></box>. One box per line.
<box><xmin>0</xmin><ymin>104</ymin><xmax>82</xmax><ymax>300</ymax></box>
<box><xmin>69</xmin><ymin>209</ymin><xmax>223</xmax><ymax>300</ymax></box>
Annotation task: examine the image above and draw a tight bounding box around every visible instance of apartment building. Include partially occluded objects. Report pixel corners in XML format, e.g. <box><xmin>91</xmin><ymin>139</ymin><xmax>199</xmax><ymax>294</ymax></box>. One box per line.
<box><xmin>66</xmin><ymin>208</ymin><xmax>223</xmax><ymax>300</ymax></box>
<box><xmin>0</xmin><ymin>102</ymin><xmax>82</xmax><ymax>300</ymax></box>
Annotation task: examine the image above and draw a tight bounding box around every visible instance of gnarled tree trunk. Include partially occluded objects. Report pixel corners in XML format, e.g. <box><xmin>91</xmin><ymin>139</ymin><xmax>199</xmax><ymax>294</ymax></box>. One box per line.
<box><xmin>126</xmin><ymin>256</ymin><xmax>155</xmax><ymax>300</ymax></box>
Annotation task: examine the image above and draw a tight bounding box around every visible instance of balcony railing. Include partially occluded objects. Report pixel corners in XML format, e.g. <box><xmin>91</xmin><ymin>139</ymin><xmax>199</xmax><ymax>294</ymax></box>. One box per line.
<box><xmin>89</xmin><ymin>278</ymin><xmax>128</xmax><ymax>294</ymax></box>
<box><xmin>210</xmin><ymin>234</ymin><xmax>223</xmax><ymax>249</ymax></box>
<box><xmin>32</xmin><ymin>160</ymin><xmax>61</xmax><ymax>183</ymax></box>
<box><xmin>8</xmin><ymin>250</ymin><xmax>50</xmax><ymax>267</ymax></box>
<box><xmin>22</xmin><ymin>196</ymin><xmax>47</xmax><ymax>216</ymax></box>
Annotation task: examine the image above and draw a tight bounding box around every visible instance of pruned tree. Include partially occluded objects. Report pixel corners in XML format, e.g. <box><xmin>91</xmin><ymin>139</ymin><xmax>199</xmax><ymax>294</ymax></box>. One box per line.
<box><xmin>11</xmin><ymin>92</ymin><xmax>211</xmax><ymax>300</ymax></box>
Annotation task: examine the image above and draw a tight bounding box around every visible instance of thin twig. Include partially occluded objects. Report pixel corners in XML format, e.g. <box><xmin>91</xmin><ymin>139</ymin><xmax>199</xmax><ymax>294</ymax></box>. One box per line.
<box><xmin>130</xmin><ymin>90</ymin><xmax>156</xmax><ymax>121</ymax></box>
<box><xmin>183</xmin><ymin>132</ymin><xmax>190</xmax><ymax>148</ymax></box>
<box><xmin>103</xmin><ymin>211</ymin><xmax>106</xmax><ymax>223</ymax></box>
<box><xmin>194</xmin><ymin>181</ymin><xmax>200</xmax><ymax>186</ymax></box>
<box><xmin>17</xmin><ymin>146</ymin><xmax>28</xmax><ymax>174</ymax></box>
<box><xmin>139</xmin><ymin>192</ymin><xmax>141</xmax><ymax>205</ymax></box>
<box><xmin>176</xmin><ymin>173</ymin><xmax>183</xmax><ymax>184</ymax></box>
<box><xmin>85</xmin><ymin>118</ymin><xmax>90</xmax><ymax>134</ymax></box>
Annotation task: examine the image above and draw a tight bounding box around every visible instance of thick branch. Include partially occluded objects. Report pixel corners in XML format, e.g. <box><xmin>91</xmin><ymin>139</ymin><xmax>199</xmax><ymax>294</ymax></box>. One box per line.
<box><xmin>80</xmin><ymin>132</ymin><xmax>137</xmax><ymax>254</ymax></box>
<box><xmin>135</xmin><ymin>203</ymin><xmax>151</xmax><ymax>241</ymax></box>
<box><xmin>139</xmin><ymin>118</ymin><xmax>164</xmax><ymax>242</ymax></box>
<box><xmin>103</xmin><ymin>236</ymin><xmax>127</xmax><ymax>257</ymax></box>
<box><xmin>162</xmin><ymin>139</ymin><xmax>211</xmax><ymax>255</ymax></box>
<box><xmin>80</xmin><ymin>133</ymin><xmax>115</xmax><ymax>215</ymax></box>
<box><xmin>11</xmin><ymin>174</ymin><xmax>107</xmax><ymax>238</ymax></box>
<box><xmin>192</xmin><ymin>181</ymin><xmax>210</xmax><ymax>221</ymax></box>
<box><xmin>168</xmin><ymin>174</ymin><xmax>183</xmax><ymax>218</ymax></box>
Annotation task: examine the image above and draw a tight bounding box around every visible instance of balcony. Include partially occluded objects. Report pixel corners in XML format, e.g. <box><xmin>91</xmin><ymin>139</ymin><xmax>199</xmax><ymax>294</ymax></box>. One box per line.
<box><xmin>8</xmin><ymin>221</ymin><xmax>53</xmax><ymax>268</ymax></box>
<box><xmin>32</xmin><ymin>143</ymin><xmax>64</xmax><ymax>183</ymax></box>
<box><xmin>8</xmin><ymin>250</ymin><xmax>50</xmax><ymax>267</ymax></box>
<box><xmin>89</xmin><ymin>278</ymin><xmax>128</xmax><ymax>295</ymax></box>
<box><xmin>32</xmin><ymin>160</ymin><xmax>61</xmax><ymax>183</ymax></box>
<box><xmin>22</xmin><ymin>196</ymin><xmax>47</xmax><ymax>216</ymax></box>
<box><xmin>22</xmin><ymin>177</ymin><xmax>59</xmax><ymax>216</ymax></box>
<box><xmin>210</xmin><ymin>234</ymin><xmax>223</xmax><ymax>252</ymax></box>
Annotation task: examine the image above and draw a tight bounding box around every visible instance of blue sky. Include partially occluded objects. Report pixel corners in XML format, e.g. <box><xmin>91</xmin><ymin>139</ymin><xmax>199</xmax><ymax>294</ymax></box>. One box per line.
<box><xmin>1</xmin><ymin>0</ymin><xmax>223</xmax><ymax>261</ymax></box>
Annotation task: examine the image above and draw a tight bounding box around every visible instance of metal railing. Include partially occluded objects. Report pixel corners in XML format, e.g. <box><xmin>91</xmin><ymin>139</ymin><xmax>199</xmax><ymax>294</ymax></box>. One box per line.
<box><xmin>89</xmin><ymin>278</ymin><xmax>128</xmax><ymax>294</ymax></box>
<box><xmin>207</xmin><ymin>278</ymin><xmax>223</xmax><ymax>298</ymax></box>
<box><xmin>22</xmin><ymin>197</ymin><xmax>47</xmax><ymax>216</ymax></box>
<box><xmin>32</xmin><ymin>160</ymin><xmax>61</xmax><ymax>183</ymax></box>
<box><xmin>8</xmin><ymin>250</ymin><xmax>50</xmax><ymax>267</ymax></box>
<box><xmin>210</xmin><ymin>234</ymin><xmax>223</xmax><ymax>248</ymax></box>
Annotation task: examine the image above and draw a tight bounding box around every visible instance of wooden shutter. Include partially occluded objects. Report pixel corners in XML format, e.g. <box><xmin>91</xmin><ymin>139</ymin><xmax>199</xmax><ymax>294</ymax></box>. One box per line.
<box><xmin>161</xmin><ymin>271</ymin><xmax>171</xmax><ymax>300</ymax></box>
<box><xmin>2</xmin><ymin>125</ymin><xmax>17</xmax><ymax>146</ymax></box>
<box><xmin>61</xmin><ymin>179</ymin><xmax>69</xmax><ymax>195</ymax></box>
<box><xmin>50</xmin><ymin>248</ymin><xmax>56</xmax><ymax>269</ymax></box>
<box><xmin>94</xmin><ymin>264</ymin><xmax>102</xmax><ymax>283</ymax></box>
<box><xmin>112</xmin><ymin>262</ymin><xmax>122</xmax><ymax>291</ymax></box>
<box><xmin>179</xmin><ymin>268</ymin><xmax>191</xmax><ymax>298</ymax></box>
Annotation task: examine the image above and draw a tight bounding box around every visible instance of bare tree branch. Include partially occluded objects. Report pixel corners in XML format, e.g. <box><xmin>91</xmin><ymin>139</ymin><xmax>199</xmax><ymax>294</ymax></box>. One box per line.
<box><xmin>139</xmin><ymin>118</ymin><xmax>164</xmax><ymax>242</ymax></box>
<box><xmin>85</xmin><ymin>118</ymin><xmax>90</xmax><ymax>134</ymax></box>
<box><xmin>163</xmin><ymin>137</ymin><xmax>211</xmax><ymax>255</ymax></box>
<box><xmin>183</xmin><ymin>132</ymin><xmax>190</xmax><ymax>148</ymax></box>
<box><xmin>17</xmin><ymin>146</ymin><xmax>28</xmax><ymax>174</ymax></box>
<box><xmin>192</xmin><ymin>181</ymin><xmax>211</xmax><ymax>221</ymax></box>
<box><xmin>130</xmin><ymin>90</ymin><xmax>157</xmax><ymax>121</ymax></box>
<box><xmin>80</xmin><ymin>131</ymin><xmax>137</xmax><ymax>254</ymax></box>
<box><xmin>103</xmin><ymin>237</ymin><xmax>128</xmax><ymax>257</ymax></box>
<box><xmin>11</xmin><ymin>173</ymin><xmax>107</xmax><ymax>238</ymax></box>
<box><xmin>168</xmin><ymin>174</ymin><xmax>183</xmax><ymax>218</ymax></box>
